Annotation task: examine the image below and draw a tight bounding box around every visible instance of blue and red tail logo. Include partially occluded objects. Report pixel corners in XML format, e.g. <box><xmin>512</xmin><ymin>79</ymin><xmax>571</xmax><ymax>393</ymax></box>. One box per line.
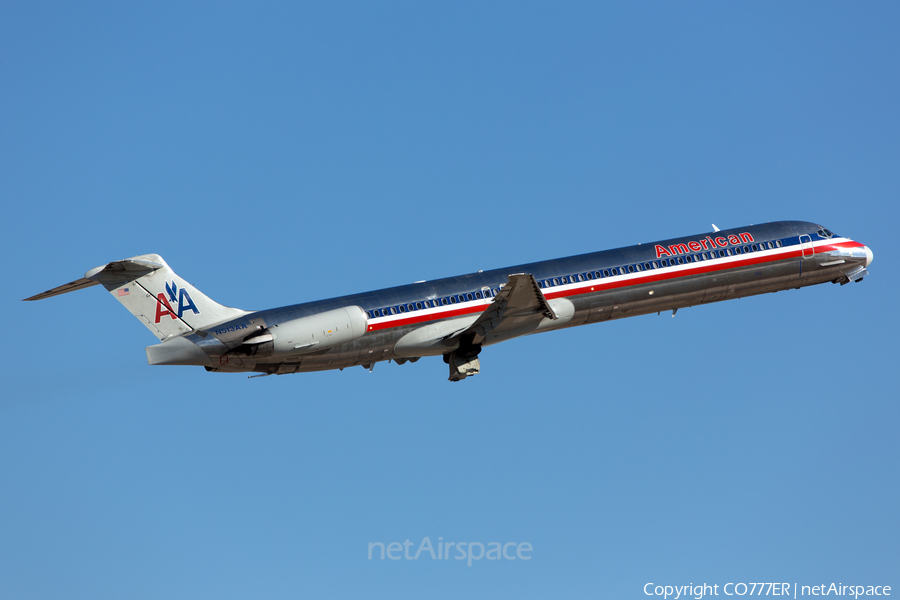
<box><xmin>154</xmin><ymin>281</ymin><xmax>200</xmax><ymax>323</ymax></box>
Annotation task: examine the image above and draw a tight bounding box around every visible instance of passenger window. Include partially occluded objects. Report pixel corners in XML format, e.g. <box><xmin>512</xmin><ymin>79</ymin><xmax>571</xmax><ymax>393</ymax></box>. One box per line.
<box><xmin>492</xmin><ymin>288</ymin><xmax>499</xmax><ymax>296</ymax></box>
<box><xmin>416</xmin><ymin>302</ymin><xmax>423</xmax><ymax>310</ymax></box>
<box><xmin>595</xmin><ymin>271</ymin><xmax>603</xmax><ymax>278</ymax></box>
<box><xmin>586</xmin><ymin>272</ymin><xmax>594</xmax><ymax>280</ymax></box>
<box><xmin>652</xmin><ymin>262</ymin><xmax>659</xmax><ymax>269</ymax></box>
<box><xmin>776</xmin><ymin>240</ymin><xmax>782</xmax><ymax>248</ymax></box>
<box><xmin>628</xmin><ymin>265</ymin><xmax>635</xmax><ymax>273</ymax></box>
<box><xmin>398</xmin><ymin>305</ymin><xmax>406</xmax><ymax>313</ymax></box>
<box><xmin>553</xmin><ymin>278</ymin><xmax>560</xmax><ymax>285</ymax></box>
<box><xmin>466</xmin><ymin>293</ymin><xmax>474</xmax><ymax>301</ymax></box>
<box><xmin>603</xmin><ymin>270</ymin><xmax>610</xmax><ymax>277</ymax></box>
<box><xmin>441</xmin><ymin>298</ymin><xmax>448</xmax><ymax>306</ymax></box>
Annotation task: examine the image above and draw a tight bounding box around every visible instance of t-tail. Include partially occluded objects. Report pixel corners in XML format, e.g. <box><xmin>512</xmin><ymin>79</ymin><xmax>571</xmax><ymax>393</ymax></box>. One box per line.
<box><xmin>23</xmin><ymin>254</ymin><xmax>249</xmax><ymax>340</ymax></box>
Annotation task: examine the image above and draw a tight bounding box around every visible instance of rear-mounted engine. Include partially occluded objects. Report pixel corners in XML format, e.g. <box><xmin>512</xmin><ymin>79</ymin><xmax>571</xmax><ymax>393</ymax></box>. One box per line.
<box><xmin>235</xmin><ymin>305</ymin><xmax>368</xmax><ymax>358</ymax></box>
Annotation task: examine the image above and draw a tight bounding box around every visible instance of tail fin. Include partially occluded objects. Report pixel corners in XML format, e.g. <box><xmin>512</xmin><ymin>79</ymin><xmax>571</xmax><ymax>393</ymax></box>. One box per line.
<box><xmin>24</xmin><ymin>254</ymin><xmax>249</xmax><ymax>340</ymax></box>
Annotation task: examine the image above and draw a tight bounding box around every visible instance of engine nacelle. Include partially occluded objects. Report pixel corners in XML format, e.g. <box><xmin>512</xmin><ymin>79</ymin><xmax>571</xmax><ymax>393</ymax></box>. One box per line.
<box><xmin>270</xmin><ymin>305</ymin><xmax>368</xmax><ymax>356</ymax></box>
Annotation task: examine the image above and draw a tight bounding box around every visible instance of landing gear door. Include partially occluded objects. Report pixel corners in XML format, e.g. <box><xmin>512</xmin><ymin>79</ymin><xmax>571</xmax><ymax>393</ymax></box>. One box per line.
<box><xmin>800</xmin><ymin>234</ymin><xmax>814</xmax><ymax>258</ymax></box>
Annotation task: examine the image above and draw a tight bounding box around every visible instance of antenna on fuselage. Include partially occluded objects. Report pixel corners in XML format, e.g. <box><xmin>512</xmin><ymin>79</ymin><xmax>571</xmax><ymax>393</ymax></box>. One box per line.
<box><xmin>711</xmin><ymin>224</ymin><xmax>720</xmax><ymax>232</ymax></box>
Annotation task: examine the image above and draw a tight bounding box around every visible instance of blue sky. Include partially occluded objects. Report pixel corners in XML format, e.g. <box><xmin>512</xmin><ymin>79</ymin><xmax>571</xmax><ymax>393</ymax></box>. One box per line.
<box><xmin>1</xmin><ymin>2</ymin><xmax>897</xmax><ymax>598</ymax></box>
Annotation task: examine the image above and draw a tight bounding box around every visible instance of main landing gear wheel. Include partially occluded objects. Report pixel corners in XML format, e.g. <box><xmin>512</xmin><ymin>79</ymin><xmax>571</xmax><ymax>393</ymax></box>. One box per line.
<box><xmin>444</xmin><ymin>345</ymin><xmax>482</xmax><ymax>382</ymax></box>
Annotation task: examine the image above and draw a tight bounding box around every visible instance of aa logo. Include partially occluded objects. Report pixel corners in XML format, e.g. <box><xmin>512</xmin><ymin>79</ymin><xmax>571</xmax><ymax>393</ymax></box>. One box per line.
<box><xmin>155</xmin><ymin>281</ymin><xmax>200</xmax><ymax>323</ymax></box>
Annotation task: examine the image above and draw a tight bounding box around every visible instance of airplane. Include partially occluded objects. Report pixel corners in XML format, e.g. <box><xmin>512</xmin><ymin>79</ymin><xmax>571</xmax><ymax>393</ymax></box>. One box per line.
<box><xmin>25</xmin><ymin>221</ymin><xmax>873</xmax><ymax>381</ymax></box>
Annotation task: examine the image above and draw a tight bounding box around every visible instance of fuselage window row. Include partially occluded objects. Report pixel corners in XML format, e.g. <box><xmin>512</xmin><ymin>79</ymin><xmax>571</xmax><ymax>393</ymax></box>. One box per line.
<box><xmin>367</xmin><ymin>237</ymin><xmax>791</xmax><ymax>320</ymax></box>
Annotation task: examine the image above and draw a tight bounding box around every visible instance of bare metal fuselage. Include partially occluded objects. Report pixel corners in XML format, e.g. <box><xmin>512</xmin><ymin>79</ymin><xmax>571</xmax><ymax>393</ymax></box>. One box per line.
<box><xmin>184</xmin><ymin>221</ymin><xmax>871</xmax><ymax>377</ymax></box>
<box><xmin>25</xmin><ymin>220</ymin><xmax>872</xmax><ymax>381</ymax></box>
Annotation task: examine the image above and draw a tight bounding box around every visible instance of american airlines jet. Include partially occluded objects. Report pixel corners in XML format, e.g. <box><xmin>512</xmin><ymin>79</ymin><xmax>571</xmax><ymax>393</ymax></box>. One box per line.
<box><xmin>26</xmin><ymin>221</ymin><xmax>873</xmax><ymax>381</ymax></box>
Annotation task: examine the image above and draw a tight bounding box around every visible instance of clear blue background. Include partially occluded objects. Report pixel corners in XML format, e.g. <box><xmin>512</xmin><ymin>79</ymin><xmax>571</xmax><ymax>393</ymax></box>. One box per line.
<box><xmin>1</xmin><ymin>2</ymin><xmax>896</xmax><ymax>598</ymax></box>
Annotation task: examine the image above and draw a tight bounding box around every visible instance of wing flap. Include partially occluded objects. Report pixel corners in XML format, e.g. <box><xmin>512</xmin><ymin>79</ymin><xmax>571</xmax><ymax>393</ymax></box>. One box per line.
<box><xmin>443</xmin><ymin>273</ymin><xmax>557</xmax><ymax>346</ymax></box>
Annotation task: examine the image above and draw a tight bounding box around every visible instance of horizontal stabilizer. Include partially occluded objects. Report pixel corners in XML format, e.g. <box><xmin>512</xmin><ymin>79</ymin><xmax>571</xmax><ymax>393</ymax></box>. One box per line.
<box><xmin>24</xmin><ymin>258</ymin><xmax>164</xmax><ymax>301</ymax></box>
<box><xmin>24</xmin><ymin>277</ymin><xmax>100</xmax><ymax>301</ymax></box>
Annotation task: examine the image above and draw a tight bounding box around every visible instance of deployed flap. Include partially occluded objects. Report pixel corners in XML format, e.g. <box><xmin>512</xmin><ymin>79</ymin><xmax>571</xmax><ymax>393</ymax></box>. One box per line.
<box><xmin>443</xmin><ymin>273</ymin><xmax>557</xmax><ymax>347</ymax></box>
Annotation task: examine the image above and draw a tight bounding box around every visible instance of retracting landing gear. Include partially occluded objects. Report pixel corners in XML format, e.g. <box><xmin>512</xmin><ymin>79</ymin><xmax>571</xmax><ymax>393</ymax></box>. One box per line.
<box><xmin>444</xmin><ymin>342</ymin><xmax>482</xmax><ymax>382</ymax></box>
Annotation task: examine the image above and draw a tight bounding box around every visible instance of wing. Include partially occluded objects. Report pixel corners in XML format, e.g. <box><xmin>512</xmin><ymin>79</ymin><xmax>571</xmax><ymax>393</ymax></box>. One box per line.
<box><xmin>443</xmin><ymin>273</ymin><xmax>557</xmax><ymax>347</ymax></box>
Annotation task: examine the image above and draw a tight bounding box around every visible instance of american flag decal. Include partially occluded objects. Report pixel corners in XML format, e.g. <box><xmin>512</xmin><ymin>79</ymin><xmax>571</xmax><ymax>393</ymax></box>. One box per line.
<box><xmin>118</xmin><ymin>288</ymin><xmax>130</xmax><ymax>296</ymax></box>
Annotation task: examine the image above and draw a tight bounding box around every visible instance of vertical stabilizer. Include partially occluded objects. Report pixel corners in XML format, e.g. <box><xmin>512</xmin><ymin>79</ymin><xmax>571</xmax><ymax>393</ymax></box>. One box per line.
<box><xmin>25</xmin><ymin>254</ymin><xmax>250</xmax><ymax>340</ymax></box>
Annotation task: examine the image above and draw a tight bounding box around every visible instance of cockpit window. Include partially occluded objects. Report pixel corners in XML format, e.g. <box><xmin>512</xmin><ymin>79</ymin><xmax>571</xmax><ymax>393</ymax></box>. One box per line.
<box><xmin>817</xmin><ymin>228</ymin><xmax>835</xmax><ymax>239</ymax></box>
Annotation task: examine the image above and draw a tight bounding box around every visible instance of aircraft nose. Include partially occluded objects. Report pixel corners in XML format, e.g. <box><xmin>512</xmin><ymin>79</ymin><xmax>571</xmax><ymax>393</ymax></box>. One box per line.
<box><xmin>864</xmin><ymin>245</ymin><xmax>874</xmax><ymax>267</ymax></box>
